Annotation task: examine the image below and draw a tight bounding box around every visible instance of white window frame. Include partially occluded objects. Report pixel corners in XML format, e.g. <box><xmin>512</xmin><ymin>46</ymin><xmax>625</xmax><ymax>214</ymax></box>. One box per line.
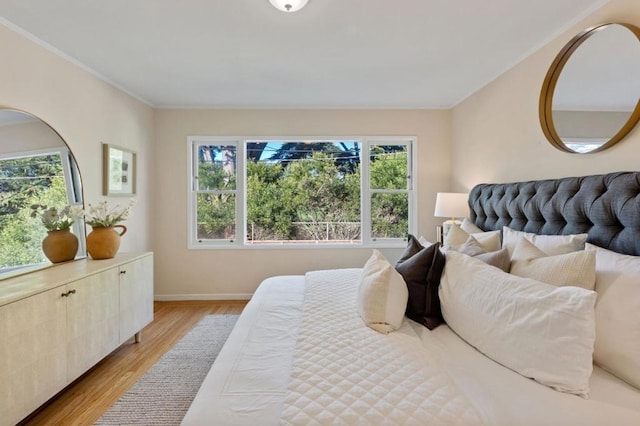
<box><xmin>188</xmin><ymin>136</ymin><xmax>417</xmax><ymax>249</ymax></box>
<box><xmin>363</xmin><ymin>137</ymin><xmax>415</xmax><ymax>246</ymax></box>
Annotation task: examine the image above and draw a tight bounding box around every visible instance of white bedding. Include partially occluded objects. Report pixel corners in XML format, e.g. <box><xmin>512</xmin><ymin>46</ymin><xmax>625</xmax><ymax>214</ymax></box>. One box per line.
<box><xmin>182</xmin><ymin>276</ymin><xmax>304</xmax><ymax>425</ymax></box>
<box><xmin>183</xmin><ymin>272</ymin><xmax>640</xmax><ymax>426</ymax></box>
<box><xmin>281</xmin><ymin>269</ymin><xmax>480</xmax><ymax>425</ymax></box>
<box><xmin>413</xmin><ymin>325</ymin><xmax>640</xmax><ymax>425</ymax></box>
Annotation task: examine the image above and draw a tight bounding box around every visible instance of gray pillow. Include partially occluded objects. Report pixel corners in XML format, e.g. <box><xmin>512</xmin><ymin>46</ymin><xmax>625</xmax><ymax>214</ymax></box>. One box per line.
<box><xmin>458</xmin><ymin>235</ymin><xmax>510</xmax><ymax>272</ymax></box>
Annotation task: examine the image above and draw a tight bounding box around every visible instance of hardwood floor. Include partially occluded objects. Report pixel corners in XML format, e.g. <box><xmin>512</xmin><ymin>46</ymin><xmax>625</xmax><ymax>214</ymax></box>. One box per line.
<box><xmin>21</xmin><ymin>300</ymin><xmax>247</xmax><ymax>426</ymax></box>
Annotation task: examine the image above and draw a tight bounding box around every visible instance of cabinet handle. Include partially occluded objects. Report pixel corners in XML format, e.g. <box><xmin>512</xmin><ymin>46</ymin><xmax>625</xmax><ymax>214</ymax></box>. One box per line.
<box><xmin>61</xmin><ymin>289</ymin><xmax>77</xmax><ymax>297</ymax></box>
<box><xmin>61</xmin><ymin>291</ymin><xmax>68</xmax><ymax>298</ymax></box>
<box><xmin>69</xmin><ymin>289</ymin><xmax>76</xmax><ymax>295</ymax></box>
<box><xmin>120</xmin><ymin>270</ymin><xmax>127</xmax><ymax>274</ymax></box>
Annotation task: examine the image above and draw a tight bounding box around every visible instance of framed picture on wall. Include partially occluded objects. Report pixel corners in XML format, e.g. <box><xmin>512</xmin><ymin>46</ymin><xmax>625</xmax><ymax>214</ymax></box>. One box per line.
<box><xmin>103</xmin><ymin>143</ymin><xmax>137</xmax><ymax>196</ymax></box>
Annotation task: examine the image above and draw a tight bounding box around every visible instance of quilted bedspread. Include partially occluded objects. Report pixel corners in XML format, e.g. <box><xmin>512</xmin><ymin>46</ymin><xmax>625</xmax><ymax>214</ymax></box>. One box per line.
<box><xmin>280</xmin><ymin>269</ymin><xmax>482</xmax><ymax>425</ymax></box>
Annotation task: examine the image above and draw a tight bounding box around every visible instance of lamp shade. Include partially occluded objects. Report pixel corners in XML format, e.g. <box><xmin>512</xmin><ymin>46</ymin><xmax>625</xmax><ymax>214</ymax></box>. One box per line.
<box><xmin>269</xmin><ymin>0</ymin><xmax>309</xmax><ymax>12</ymax></box>
<box><xmin>434</xmin><ymin>192</ymin><xmax>469</xmax><ymax>219</ymax></box>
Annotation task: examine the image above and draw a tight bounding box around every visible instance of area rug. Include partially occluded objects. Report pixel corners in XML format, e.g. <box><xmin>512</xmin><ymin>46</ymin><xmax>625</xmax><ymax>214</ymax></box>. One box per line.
<box><xmin>95</xmin><ymin>314</ymin><xmax>239</xmax><ymax>425</ymax></box>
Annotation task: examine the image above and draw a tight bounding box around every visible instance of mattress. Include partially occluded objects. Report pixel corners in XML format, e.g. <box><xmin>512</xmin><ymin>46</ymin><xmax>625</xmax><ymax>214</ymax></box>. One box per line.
<box><xmin>182</xmin><ymin>273</ymin><xmax>640</xmax><ymax>425</ymax></box>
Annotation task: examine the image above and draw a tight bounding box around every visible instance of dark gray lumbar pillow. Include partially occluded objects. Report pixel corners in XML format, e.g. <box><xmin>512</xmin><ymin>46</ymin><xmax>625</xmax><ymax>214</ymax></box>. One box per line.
<box><xmin>395</xmin><ymin>235</ymin><xmax>446</xmax><ymax>330</ymax></box>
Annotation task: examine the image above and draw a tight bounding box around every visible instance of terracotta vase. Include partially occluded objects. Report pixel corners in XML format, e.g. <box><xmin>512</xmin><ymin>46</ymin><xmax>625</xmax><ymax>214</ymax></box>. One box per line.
<box><xmin>86</xmin><ymin>225</ymin><xmax>127</xmax><ymax>260</ymax></box>
<box><xmin>42</xmin><ymin>229</ymin><xmax>79</xmax><ymax>263</ymax></box>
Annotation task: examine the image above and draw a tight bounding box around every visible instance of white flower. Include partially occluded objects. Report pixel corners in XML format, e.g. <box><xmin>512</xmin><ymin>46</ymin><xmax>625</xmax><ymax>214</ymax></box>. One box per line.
<box><xmin>68</xmin><ymin>205</ymin><xmax>85</xmax><ymax>218</ymax></box>
<box><xmin>84</xmin><ymin>198</ymin><xmax>135</xmax><ymax>227</ymax></box>
<box><xmin>42</xmin><ymin>208</ymin><xmax>58</xmax><ymax>222</ymax></box>
<box><xmin>31</xmin><ymin>204</ymin><xmax>83</xmax><ymax>231</ymax></box>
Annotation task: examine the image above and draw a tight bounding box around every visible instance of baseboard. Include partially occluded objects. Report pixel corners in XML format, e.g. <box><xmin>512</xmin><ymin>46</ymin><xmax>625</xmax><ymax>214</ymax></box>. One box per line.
<box><xmin>154</xmin><ymin>293</ymin><xmax>252</xmax><ymax>301</ymax></box>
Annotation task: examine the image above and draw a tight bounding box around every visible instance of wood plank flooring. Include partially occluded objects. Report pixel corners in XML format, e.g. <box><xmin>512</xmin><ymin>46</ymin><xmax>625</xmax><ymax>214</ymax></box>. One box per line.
<box><xmin>21</xmin><ymin>300</ymin><xmax>247</xmax><ymax>426</ymax></box>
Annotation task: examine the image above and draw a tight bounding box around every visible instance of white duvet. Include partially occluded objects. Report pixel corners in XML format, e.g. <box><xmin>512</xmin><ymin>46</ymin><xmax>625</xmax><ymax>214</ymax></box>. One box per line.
<box><xmin>183</xmin><ymin>270</ymin><xmax>640</xmax><ymax>426</ymax></box>
<box><xmin>280</xmin><ymin>269</ymin><xmax>481</xmax><ymax>425</ymax></box>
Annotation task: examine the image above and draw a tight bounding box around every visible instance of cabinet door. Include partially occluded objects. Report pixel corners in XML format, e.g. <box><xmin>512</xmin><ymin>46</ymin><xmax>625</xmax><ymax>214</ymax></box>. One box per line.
<box><xmin>0</xmin><ymin>287</ymin><xmax>66</xmax><ymax>426</ymax></box>
<box><xmin>119</xmin><ymin>255</ymin><xmax>154</xmax><ymax>344</ymax></box>
<box><xmin>66</xmin><ymin>268</ymin><xmax>120</xmax><ymax>381</ymax></box>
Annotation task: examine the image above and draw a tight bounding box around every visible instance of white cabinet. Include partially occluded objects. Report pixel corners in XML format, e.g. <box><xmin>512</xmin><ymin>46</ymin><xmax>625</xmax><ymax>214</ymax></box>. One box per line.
<box><xmin>119</xmin><ymin>255</ymin><xmax>154</xmax><ymax>344</ymax></box>
<box><xmin>0</xmin><ymin>252</ymin><xmax>153</xmax><ymax>426</ymax></box>
<box><xmin>66</xmin><ymin>268</ymin><xmax>120</xmax><ymax>380</ymax></box>
<box><xmin>0</xmin><ymin>287</ymin><xmax>66</xmax><ymax>425</ymax></box>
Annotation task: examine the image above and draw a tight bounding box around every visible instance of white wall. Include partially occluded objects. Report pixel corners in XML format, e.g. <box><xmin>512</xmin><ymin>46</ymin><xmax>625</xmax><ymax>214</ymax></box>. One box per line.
<box><xmin>0</xmin><ymin>23</ymin><xmax>155</xmax><ymax>254</ymax></box>
<box><xmin>451</xmin><ymin>0</ymin><xmax>640</xmax><ymax>191</ymax></box>
<box><xmin>153</xmin><ymin>109</ymin><xmax>451</xmax><ymax>297</ymax></box>
<box><xmin>7</xmin><ymin>0</ymin><xmax>638</xmax><ymax>298</ymax></box>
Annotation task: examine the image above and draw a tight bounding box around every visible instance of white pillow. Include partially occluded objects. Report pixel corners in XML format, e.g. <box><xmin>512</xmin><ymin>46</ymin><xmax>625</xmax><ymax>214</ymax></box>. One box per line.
<box><xmin>444</xmin><ymin>223</ymin><xmax>501</xmax><ymax>252</ymax></box>
<box><xmin>357</xmin><ymin>250</ymin><xmax>408</xmax><ymax>334</ymax></box>
<box><xmin>510</xmin><ymin>238</ymin><xmax>596</xmax><ymax>290</ymax></box>
<box><xmin>440</xmin><ymin>251</ymin><xmax>597</xmax><ymax>397</ymax></box>
<box><xmin>502</xmin><ymin>226</ymin><xmax>588</xmax><ymax>257</ymax></box>
<box><xmin>460</xmin><ymin>217</ymin><xmax>484</xmax><ymax>234</ymax></box>
<box><xmin>587</xmin><ymin>243</ymin><xmax>640</xmax><ymax>389</ymax></box>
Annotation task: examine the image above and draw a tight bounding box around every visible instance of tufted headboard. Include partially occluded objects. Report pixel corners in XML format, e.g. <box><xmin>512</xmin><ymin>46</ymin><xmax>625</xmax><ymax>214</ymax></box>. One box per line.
<box><xmin>468</xmin><ymin>171</ymin><xmax>640</xmax><ymax>256</ymax></box>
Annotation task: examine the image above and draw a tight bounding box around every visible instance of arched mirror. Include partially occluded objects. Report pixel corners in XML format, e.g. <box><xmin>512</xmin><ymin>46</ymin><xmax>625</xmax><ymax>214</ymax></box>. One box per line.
<box><xmin>540</xmin><ymin>23</ymin><xmax>640</xmax><ymax>153</ymax></box>
<box><xmin>0</xmin><ymin>108</ymin><xmax>85</xmax><ymax>279</ymax></box>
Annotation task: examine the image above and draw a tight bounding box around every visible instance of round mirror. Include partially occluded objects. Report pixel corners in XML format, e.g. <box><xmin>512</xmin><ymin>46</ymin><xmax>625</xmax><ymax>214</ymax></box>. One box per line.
<box><xmin>539</xmin><ymin>23</ymin><xmax>640</xmax><ymax>153</ymax></box>
<box><xmin>0</xmin><ymin>108</ymin><xmax>86</xmax><ymax>279</ymax></box>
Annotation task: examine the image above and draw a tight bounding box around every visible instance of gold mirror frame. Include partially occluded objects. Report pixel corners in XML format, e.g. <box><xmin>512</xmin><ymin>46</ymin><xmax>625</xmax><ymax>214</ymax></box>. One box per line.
<box><xmin>539</xmin><ymin>23</ymin><xmax>640</xmax><ymax>154</ymax></box>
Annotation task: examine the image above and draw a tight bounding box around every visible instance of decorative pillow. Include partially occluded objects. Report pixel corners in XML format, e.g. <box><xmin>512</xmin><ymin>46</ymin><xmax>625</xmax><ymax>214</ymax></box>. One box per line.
<box><xmin>587</xmin><ymin>243</ymin><xmax>640</xmax><ymax>389</ymax></box>
<box><xmin>444</xmin><ymin>223</ymin><xmax>501</xmax><ymax>252</ymax></box>
<box><xmin>510</xmin><ymin>238</ymin><xmax>596</xmax><ymax>290</ymax></box>
<box><xmin>502</xmin><ymin>226</ymin><xmax>588</xmax><ymax>257</ymax></box>
<box><xmin>460</xmin><ymin>217</ymin><xmax>484</xmax><ymax>234</ymax></box>
<box><xmin>457</xmin><ymin>235</ymin><xmax>486</xmax><ymax>256</ymax></box>
<box><xmin>395</xmin><ymin>235</ymin><xmax>446</xmax><ymax>330</ymax></box>
<box><xmin>418</xmin><ymin>236</ymin><xmax>433</xmax><ymax>247</ymax></box>
<box><xmin>357</xmin><ymin>250</ymin><xmax>408</xmax><ymax>334</ymax></box>
<box><xmin>457</xmin><ymin>236</ymin><xmax>511</xmax><ymax>272</ymax></box>
<box><xmin>397</xmin><ymin>233</ymin><xmax>423</xmax><ymax>259</ymax></box>
<box><xmin>440</xmin><ymin>251</ymin><xmax>597</xmax><ymax>397</ymax></box>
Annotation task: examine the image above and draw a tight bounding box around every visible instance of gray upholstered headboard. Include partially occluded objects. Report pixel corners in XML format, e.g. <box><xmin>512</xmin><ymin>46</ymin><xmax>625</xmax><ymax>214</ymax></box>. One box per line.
<box><xmin>468</xmin><ymin>171</ymin><xmax>640</xmax><ymax>256</ymax></box>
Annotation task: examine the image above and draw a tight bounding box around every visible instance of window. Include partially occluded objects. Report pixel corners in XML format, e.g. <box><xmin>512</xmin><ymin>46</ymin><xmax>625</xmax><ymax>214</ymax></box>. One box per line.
<box><xmin>189</xmin><ymin>137</ymin><xmax>415</xmax><ymax>248</ymax></box>
<box><xmin>192</xmin><ymin>142</ymin><xmax>240</xmax><ymax>241</ymax></box>
<box><xmin>0</xmin><ymin>148</ymin><xmax>82</xmax><ymax>271</ymax></box>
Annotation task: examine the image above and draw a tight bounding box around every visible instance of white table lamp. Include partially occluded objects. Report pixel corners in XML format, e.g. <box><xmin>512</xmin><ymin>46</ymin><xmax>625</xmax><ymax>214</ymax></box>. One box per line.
<box><xmin>434</xmin><ymin>192</ymin><xmax>469</xmax><ymax>241</ymax></box>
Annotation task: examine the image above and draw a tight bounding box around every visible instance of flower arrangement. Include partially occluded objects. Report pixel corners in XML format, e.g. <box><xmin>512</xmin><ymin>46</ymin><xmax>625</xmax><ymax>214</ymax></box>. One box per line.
<box><xmin>30</xmin><ymin>204</ymin><xmax>84</xmax><ymax>232</ymax></box>
<box><xmin>85</xmin><ymin>199</ymin><xmax>135</xmax><ymax>228</ymax></box>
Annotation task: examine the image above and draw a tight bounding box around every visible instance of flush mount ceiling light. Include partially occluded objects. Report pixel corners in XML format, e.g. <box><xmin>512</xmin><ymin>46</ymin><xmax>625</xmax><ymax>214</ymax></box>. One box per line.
<box><xmin>269</xmin><ymin>0</ymin><xmax>309</xmax><ymax>13</ymax></box>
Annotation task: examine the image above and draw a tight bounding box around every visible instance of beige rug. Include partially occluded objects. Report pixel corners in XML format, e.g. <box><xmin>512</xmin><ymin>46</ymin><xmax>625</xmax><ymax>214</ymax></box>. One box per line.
<box><xmin>95</xmin><ymin>314</ymin><xmax>238</xmax><ymax>425</ymax></box>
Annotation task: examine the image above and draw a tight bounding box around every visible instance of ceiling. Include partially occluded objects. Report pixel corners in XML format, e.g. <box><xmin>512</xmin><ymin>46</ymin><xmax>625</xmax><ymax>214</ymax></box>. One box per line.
<box><xmin>0</xmin><ymin>0</ymin><xmax>609</xmax><ymax>109</ymax></box>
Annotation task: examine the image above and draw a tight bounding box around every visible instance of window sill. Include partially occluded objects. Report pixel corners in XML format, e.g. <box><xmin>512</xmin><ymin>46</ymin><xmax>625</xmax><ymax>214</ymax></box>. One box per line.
<box><xmin>187</xmin><ymin>241</ymin><xmax>408</xmax><ymax>250</ymax></box>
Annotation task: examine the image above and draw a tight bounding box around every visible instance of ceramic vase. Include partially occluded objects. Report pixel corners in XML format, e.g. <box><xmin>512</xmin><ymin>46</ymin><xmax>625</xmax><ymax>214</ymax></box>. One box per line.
<box><xmin>86</xmin><ymin>225</ymin><xmax>127</xmax><ymax>260</ymax></box>
<box><xmin>42</xmin><ymin>229</ymin><xmax>79</xmax><ymax>263</ymax></box>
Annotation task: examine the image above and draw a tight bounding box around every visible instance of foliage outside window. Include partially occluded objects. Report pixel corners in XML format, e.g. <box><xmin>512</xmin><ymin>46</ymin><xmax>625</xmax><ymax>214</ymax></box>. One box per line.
<box><xmin>189</xmin><ymin>137</ymin><xmax>415</xmax><ymax>248</ymax></box>
<box><xmin>0</xmin><ymin>150</ymin><xmax>76</xmax><ymax>270</ymax></box>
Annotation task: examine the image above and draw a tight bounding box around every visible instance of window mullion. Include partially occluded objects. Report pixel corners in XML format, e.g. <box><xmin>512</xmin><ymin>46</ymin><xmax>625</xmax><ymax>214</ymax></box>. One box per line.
<box><xmin>361</xmin><ymin>140</ymin><xmax>372</xmax><ymax>244</ymax></box>
<box><xmin>407</xmin><ymin>140</ymin><xmax>417</xmax><ymax>236</ymax></box>
<box><xmin>237</xmin><ymin>141</ymin><xmax>246</xmax><ymax>248</ymax></box>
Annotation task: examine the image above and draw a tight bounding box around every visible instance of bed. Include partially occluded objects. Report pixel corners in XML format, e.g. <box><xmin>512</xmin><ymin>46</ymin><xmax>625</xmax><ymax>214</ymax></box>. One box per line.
<box><xmin>183</xmin><ymin>171</ymin><xmax>640</xmax><ymax>425</ymax></box>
